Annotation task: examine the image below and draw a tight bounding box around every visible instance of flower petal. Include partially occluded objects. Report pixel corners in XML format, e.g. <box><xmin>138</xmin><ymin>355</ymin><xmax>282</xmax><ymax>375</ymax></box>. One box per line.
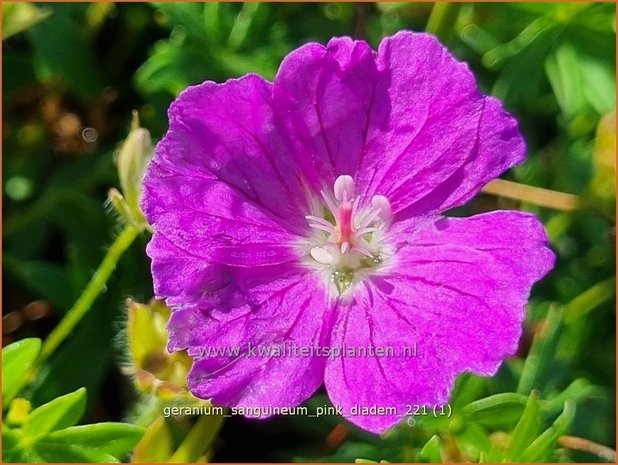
<box><xmin>273</xmin><ymin>37</ymin><xmax>383</xmax><ymax>191</ymax></box>
<box><xmin>272</xmin><ymin>31</ymin><xmax>524</xmax><ymax>217</ymax></box>
<box><xmin>359</xmin><ymin>31</ymin><xmax>525</xmax><ymax>217</ymax></box>
<box><xmin>391</xmin><ymin>95</ymin><xmax>526</xmax><ymax>217</ymax></box>
<box><xmin>325</xmin><ymin>210</ymin><xmax>554</xmax><ymax>433</ymax></box>
<box><xmin>169</xmin><ymin>266</ymin><xmax>337</xmax><ymax>409</ymax></box>
<box><xmin>142</xmin><ymin>74</ymin><xmax>309</xmax><ymax>267</ymax></box>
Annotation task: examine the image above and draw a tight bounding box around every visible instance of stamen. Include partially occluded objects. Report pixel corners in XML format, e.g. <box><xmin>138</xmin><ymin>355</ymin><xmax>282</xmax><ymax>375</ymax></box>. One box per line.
<box><xmin>371</xmin><ymin>195</ymin><xmax>392</xmax><ymax>221</ymax></box>
<box><xmin>320</xmin><ymin>190</ymin><xmax>339</xmax><ymax>219</ymax></box>
<box><xmin>351</xmin><ymin>244</ymin><xmax>374</xmax><ymax>258</ymax></box>
<box><xmin>351</xmin><ymin>196</ymin><xmax>361</xmax><ymax>219</ymax></box>
<box><xmin>308</xmin><ymin>223</ymin><xmax>334</xmax><ymax>233</ymax></box>
<box><xmin>358</xmin><ymin>208</ymin><xmax>381</xmax><ymax>229</ymax></box>
<box><xmin>356</xmin><ymin>227</ymin><xmax>378</xmax><ymax>235</ymax></box>
<box><xmin>334</xmin><ymin>175</ymin><xmax>355</xmax><ymax>202</ymax></box>
<box><xmin>306</xmin><ymin>215</ymin><xmax>335</xmax><ymax>230</ymax></box>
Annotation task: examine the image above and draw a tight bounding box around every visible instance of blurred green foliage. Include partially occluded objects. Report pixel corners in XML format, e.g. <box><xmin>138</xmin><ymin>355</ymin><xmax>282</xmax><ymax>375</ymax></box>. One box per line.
<box><xmin>2</xmin><ymin>2</ymin><xmax>616</xmax><ymax>463</ymax></box>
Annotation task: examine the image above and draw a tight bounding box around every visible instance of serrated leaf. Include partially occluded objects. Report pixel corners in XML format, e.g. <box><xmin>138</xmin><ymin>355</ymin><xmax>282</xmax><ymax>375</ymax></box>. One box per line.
<box><xmin>46</xmin><ymin>423</ymin><xmax>144</xmax><ymax>458</ymax></box>
<box><xmin>2</xmin><ymin>338</ymin><xmax>41</xmax><ymax>408</ymax></box>
<box><xmin>504</xmin><ymin>391</ymin><xmax>542</xmax><ymax>461</ymax></box>
<box><xmin>23</xmin><ymin>388</ymin><xmax>86</xmax><ymax>437</ymax></box>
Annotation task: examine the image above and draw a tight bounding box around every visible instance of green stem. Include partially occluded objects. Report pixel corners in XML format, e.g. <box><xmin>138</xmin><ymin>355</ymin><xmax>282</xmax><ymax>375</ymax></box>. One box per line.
<box><xmin>227</xmin><ymin>2</ymin><xmax>261</xmax><ymax>50</ymax></box>
<box><xmin>563</xmin><ymin>276</ymin><xmax>616</xmax><ymax>324</ymax></box>
<box><xmin>426</xmin><ymin>2</ymin><xmax>462</xmax><ymax>42</ymax></box>
<box><xmin>36</xmin><ymin>224</ymin><xmax>140</xmax><ymax>368</ymax></box>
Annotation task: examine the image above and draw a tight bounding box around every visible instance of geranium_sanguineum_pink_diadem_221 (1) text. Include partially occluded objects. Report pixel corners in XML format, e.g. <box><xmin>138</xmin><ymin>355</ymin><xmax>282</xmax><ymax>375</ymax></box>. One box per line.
<box><xmin>141</xmin><ymin>31</ymin><xmax>554</xmax><ymax>434</ymax></box>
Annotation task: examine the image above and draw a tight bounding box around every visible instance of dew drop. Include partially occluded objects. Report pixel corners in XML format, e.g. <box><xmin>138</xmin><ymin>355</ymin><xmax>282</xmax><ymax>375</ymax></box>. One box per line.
<box><xmin>330</xmin><ymin>268</ymin><xmax>354</xmax><ymax>295</ymax></box>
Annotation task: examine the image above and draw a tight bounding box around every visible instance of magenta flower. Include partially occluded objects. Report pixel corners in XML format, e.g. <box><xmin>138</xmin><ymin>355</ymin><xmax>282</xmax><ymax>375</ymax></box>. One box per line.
<box><xmin>141</xmin><ymin>31</ymin><xmax>554</xmax><ymax>433</ymax></box>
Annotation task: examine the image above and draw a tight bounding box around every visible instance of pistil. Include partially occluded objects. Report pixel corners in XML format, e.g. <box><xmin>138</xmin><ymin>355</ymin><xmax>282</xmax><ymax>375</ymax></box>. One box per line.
<box><xmin>304</xmin><ymin>175</ymin><xmax>392</xmax><ymax>293</ymax></box>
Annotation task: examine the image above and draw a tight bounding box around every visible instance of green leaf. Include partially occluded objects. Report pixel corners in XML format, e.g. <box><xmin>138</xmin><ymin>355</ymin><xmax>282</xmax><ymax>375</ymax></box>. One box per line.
<box><xmin>152</xmin><ymin>2</ymin><xmax>209</xmax><ymax>43</ymax></box>
<box><xmin>2</xmin><ymin>424</ymin><xmax>22</xmax><ymax>452</ymax></box>
<box><xmin>46</xmin><ymin>423</ymin><xmax>145</xmax><ymax>458</ymax></box>
<box><xmin>580</xmin><ymin>55</ymin><xmax>616</xmax><ymax>114</ymax></box>
<box><xmin>456</xmin><ymin>423</ymin><xmax>491</xmax><ymax>459</ymax></box>
<box><xmin>520</xmin><ymin>400</ymin><xmax>576</xmax><ymax>462</ymax></box>
<box><xmin>132</xmin><ymin>416</ymin><xmax>173</xmax><ymax>462</ymax></box>
<box><xmin>504</xmin><ymin>391</ymin><xmax>542</xmax><ymax>461</ymax></box>
<box><xmin>545</xmin><ymin>41</ymin><xmax>588</xmax><ymax>121</ymax></box>
<box><xmin>27</xmin><ymin>4</ymin><xmax>102</xmax><ymax>103</ymax></box>
<box><xmin>2</xmin><ymin>338</ymin><xmax>41</xmax><ymax>408</ymax></box>
<box><xmin>23</xmin><ymin>388</ymin><xmax>86</xmax><ymax>437</ymax></box>
<box><xmin>202</xmin><ymin>2</ymin><xmax>234</xmax><ymax>46</ymax></box>
<box><xmin>135</xmin><ymin>40</ymin><xmax>212</xmax><ymax>96</ymax></box>
<box><xmin>2</xmin><ymin>425</ymin><xmax>44</xmax><ymax>463</ymax></box>
<box><xmin>168</xmin><ymin>414</ymin><xmax>224</xmax><ymax>462</ymax></box>
<box><xmin>227</xmin><ymin>2</ymin><xmax>269</xmax><ymax>51</ymax></box>
<box><xmin>3</xmin><ymin>446</ymin><xmax>45</xmax><ymax>463</ymax></box>
<box><xmin>491</xmin><ymin>24</ymin><xmax>560</xmax><ymax>109</ymax></box>
<box><xmin>2</xmin><ymin>3</ymin><xmax>51</xmax><ymax>40</ymax></box>
<box><xmin>563</xmin><ymin>277</ymin><xmax>616</xmax><ymax>324</ymax></box>
<box><xmin>450</xmin><ymin>374</ymin><xmax>487</xmax><ymax>409</ymax></box>
<box><xmin>542</xmin><ymin>378</ymin><xmax>595</xmax><ymax>416</ymax></box>
<box><xmin>462</xmin><ymin>392</ymin><xmax>528</xmax><ymax>428</ymax></box>
<box><xmin>419</xmin><ymin>435</ymin><xmax>442</xmax><ymax>463</ymax></box>
<box><xmin>34</xmin><ymin>441</ymin><xmax>119</xmax><ymax>463</ymax></box>
<box><xmin>517</xmin><ymin>307</ymin><xmax>563</xmax><ymax>395</ymax></box>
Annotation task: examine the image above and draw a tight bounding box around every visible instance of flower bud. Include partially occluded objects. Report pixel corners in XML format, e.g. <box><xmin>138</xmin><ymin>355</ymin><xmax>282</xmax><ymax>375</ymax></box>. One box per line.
<box><xmin>111</xmin><ymin>111</ymin><xmax>152</xmax><ymax>228</ymax></box>
<box><xmin>6</xmin><ymin>398</ymin><xmax>31</xmax><ymax>426</ymax></box>
<box><xmin>125</xmin><ymin>299</ymin><xmax>193</xmax><ymax>399</ymax></box>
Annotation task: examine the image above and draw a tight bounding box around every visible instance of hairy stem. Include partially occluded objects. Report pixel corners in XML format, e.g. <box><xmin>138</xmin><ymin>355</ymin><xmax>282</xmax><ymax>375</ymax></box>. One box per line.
<box><xmin>36</xmin><ymin>224</ymin><xmax>141</xmax><ymax>368</ymax></box>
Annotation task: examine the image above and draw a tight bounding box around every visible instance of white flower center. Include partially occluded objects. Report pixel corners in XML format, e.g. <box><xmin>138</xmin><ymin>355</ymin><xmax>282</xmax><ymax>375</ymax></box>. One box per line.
<box><xmin>303</xmin><ymin>175</ymin><xmax>392</xmax><ymax>294</ymax></box>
